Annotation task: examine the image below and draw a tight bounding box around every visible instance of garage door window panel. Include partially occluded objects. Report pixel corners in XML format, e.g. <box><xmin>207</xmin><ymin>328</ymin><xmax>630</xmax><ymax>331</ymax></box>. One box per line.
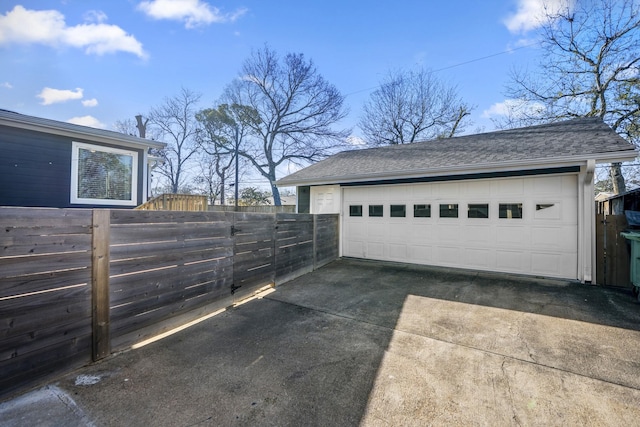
<box><xmin>369</xmin><ymin>205</ymin><xmax>384</xmax><ymax>217</ymax></box>
<box><xmin>390</xmin><ymin>204</ymin><xmax>406</xmax><ymax>217</ymax></box>
<box><xmin>349</xmin><ymin>205</ymin><xmax>363</xmax><ymax>217</ymax></box>
<box><xmin>535</xmin><ymin>203</ymin><xmax>561</xmax><ymax>219</ymax></box>
<box><xmin>468</xmin><ymin>203</ymin><xmax>489</xmax><ymax>218</ymax></box>
<box><xmin>439</xmin><ymin>204</ymin><xmax>458</xmax><ymax>218</ymax></box>
<box><xmin>499</xmin><ymin>203</ymin><xmax>523</xmax><ymax>219</ymax></box>
<box><xmin>414</xmin><ymin>204</ymin><xmax>431</xmax><ymax>218</ymax></box>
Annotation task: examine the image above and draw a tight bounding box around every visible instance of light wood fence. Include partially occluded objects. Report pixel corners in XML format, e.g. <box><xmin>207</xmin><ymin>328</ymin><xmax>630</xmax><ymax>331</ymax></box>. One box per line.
<box><xmin>0</xmin><ymin>207</ymin><xmax>339</xmax><ymax>398</ymax></box>
<box><xmin>135</xmin><ymin>194</ymin><xmax>208</xmax><ymax>211</ymax></box>
<box><xmin>208</xmin><ymin>205</ymin><xmax>296</xmax><ymax>213</ymax></box>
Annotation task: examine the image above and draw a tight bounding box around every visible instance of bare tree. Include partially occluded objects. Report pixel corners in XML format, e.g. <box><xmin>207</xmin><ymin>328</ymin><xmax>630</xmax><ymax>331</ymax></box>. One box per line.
<box><xmin>148</xmin><ymin>88</ymin><xmax>202</xmax><ymax>193</ymax></box>
<box><xmin>359</xmin><ymin>68</ymin><xmax>471</xmax><ymax>146</ymax></box>
<box><xmin>192</xmin><ymin>151</ymin><xmax>227</xmax><ymax>205</ymax></box>
<box><xmin>196</xmin><ymin>104</ymin><xmax>258</xmax><ymax>206</ymax></box>
<box><xmin>503</xmin><ymin>0</ymin><xmax>640</xmax><ymax>194</ymax></box>
<box><xmin>114</xmin><ymin>115</ymin><xmax>149</xmax><ymax>139</ymax></box>
<box><xmin>113</xmin><ymin>118</ymin><xmax>138</xmax><ymax>136</ymax></box>
<box><xmin>224</xmin><ymin>46</ymin><xmax>350</xmax><ymax>205</ymax></box>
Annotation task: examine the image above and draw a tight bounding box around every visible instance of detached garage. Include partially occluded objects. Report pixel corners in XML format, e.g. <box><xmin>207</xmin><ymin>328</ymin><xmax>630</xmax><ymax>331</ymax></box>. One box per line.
<box><xmin>277</xmin><ymin>118</ymin><xmax>637</xmax><ymax>282</ymax></box>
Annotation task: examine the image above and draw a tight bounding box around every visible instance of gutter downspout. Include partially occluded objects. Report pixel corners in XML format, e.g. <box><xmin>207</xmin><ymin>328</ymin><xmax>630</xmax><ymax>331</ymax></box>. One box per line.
<box><xmin>579</xmin><ymin>160</ymin><xmax>596</xmax><ymax>283</ymax></box>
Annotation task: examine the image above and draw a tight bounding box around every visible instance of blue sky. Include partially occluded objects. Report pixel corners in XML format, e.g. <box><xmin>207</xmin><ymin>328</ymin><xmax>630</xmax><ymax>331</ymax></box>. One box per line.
<box><xmin>0</xmin><ymin>0</ymin><xmax>565</xmax><ymax>132</ymax></box>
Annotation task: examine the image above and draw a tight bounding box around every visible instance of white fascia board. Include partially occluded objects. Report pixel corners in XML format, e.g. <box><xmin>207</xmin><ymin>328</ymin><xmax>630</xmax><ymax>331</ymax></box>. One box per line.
<box><xmin>0</xmin><ymin>114</ymin><xmax>166</xmax><ymax>150</ymax></box>
<box><xmin>595</xmin><ymin>151</ymin><xmax>639</xmax><ymax>163</ymax></box>
<box><xmin>278</xmin><ymin>151</ymin><xmax>638</xmax><ymax>187</ymax></box>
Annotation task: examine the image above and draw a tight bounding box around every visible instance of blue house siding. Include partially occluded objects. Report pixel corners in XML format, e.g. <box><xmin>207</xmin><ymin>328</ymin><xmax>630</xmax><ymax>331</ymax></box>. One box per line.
<box><xmin>0</xmin><ymin>124</ymin><xmax>145</xmax><ymax>208</ymax></box>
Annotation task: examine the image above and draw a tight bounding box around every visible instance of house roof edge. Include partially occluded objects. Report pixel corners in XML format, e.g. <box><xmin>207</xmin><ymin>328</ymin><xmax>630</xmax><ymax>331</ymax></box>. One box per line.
<box><xmin>0</xmin><ymin>109</ymin><xmax>166</xmax><ymax>150</ymax></box>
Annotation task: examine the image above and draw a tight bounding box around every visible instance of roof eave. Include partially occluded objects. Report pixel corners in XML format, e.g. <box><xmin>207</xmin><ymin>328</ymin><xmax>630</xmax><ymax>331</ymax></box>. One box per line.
<box><xmin>0</xmin><ymin>113</ymin><xmax>166</xmax><ymax>150</ymax></box>
<box><xmin>276</xmin><ymin>150</ymin><xmax>638</xmax><ymax>187</ymax></box>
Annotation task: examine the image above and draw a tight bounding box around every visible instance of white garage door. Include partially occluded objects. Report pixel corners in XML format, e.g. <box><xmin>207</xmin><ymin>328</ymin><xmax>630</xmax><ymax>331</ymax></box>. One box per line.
<box><xmin>342</xmin><ymin>175</ymin><xmax>578</xmax><ymax>279</ymax></box>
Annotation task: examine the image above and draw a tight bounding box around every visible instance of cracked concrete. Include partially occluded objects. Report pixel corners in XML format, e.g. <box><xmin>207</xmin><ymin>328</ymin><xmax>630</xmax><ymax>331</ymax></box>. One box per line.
<box><xmin>2</xmin><ymin>258</ymin><xmax>640</xmax><ymax>426</ymax></box>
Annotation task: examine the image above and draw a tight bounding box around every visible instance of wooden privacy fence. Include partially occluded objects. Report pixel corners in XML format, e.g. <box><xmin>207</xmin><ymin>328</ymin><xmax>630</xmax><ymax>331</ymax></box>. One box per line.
<box><xmin>595</xmin><ymin>213</ymin><xmax>630</xmax><ymax>287</ymax></box>
<box><xmin>208</xmin><ymin>205</ymin><xmax>296</xmax><ymax>213</ymax></box>
<box><xmin>0</xmin><ymin>207</ymin><xmax>339</xmax><ymax>398</ymax></box>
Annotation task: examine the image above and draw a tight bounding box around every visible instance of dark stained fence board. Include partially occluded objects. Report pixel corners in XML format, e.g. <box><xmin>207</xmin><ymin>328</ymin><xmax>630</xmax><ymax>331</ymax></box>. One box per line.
<box><xmin>596</xmin><ymin>213</ymin><xmax>605</xmax><ymax>285</ymax></box>
<box><xmin>1</xmin><ymin>304</ymin><xmax>90</xmax><ymax>348</ymax></box>
<box><xmin>110</xmin><ymin>293</ymin><xmax>235</xmax><ymax>351</ymax></box>
<box><xmin>108</xmin><ymin>210</ymin><xmax>237</xmax><ymax>352</ymax></box>
<box><xmin>595</xmin><ymin>214</ymin><xmax>631</xmax><ymax>287</ymax></box>
<box><xmin>231</xmin><ymin>213</ymin><xmax>276</xmax><ymax>300</ymax></box>
<box><xmin>110</xmin><ymin>209</ymin><xmax>228</xmax><ymax>224</ymax></box>
<box><xmin>109</xmin><ymin>277</ymin><xmax>232</xmax><ymax>347</ymax></box>
<box><xmin>0</xmin><ymin>267</ymin><xmax>90</xmax><ymax>300</ymax></box>
<box><xmin>0</xmin><ymin>251</ymin><xmax>92</xmax><ymax>279</ymax></box>
<box><xmin>314</xmin><ymin>214</ymin><xmax>340</xmax><ymax>268</ymax></box>
<box><xmin>108</xmin><ymin>246</ymin><xmax>232</xmax><ymax>277</ymax></box>
<box><xmin>109</xmin><ymin>223</ymin><xmax>230</xmax><ymax>245</ymax></box>
<box><xmin>274</xmin><ymin>213</ymin><xmax>316</xmax><ymax>284</ymax></box>
<box><xmin>0</xmin><ymin>334</ymin><xmax>92</xmax><ymax>398</ymax></box>
<box><xmin>0</xmin><ymin>233</ymin><xmax>91</xmax><ymax>257</ymax></box>
<box><xmin>110</xmin><ymin>271</ymin><xmax>232</xmax><ymax>321</ymax></box>
<box><xmin>0</xmin><ymin>206</ymin><xmax>94</xmax><ymax>225</ymax></box>
<box><xmin>109</xmin><ymin>210</ymin><xmax>232</xmax><ymax>287</ymax></box>
<box><xmin>0</xmin><ymin>286</ymin><xmax>91</xmax><ymax>335</ymax></box>
<box><xmin>0</xmin><ymin>316</ymin><xmax>91</xmax><ymax>363</ymax></box>
<box><xmin>109</xmin><ymin>258</ymin><xmax>233</xmax><ymax>304</ymax></box>
<box><xmin>607</xmin><ymin>214</ymin><xmax>630</xmax><ymax>287</ymax></box>
<box><xmin>0</xmin><ymin>207</ymin><xmax>93</xmax><ymax>399</ymax></box>
<box><xmin>110</xmin><ymin>236</ymin><xmax>231</xmax><ymax>258</ymax></box>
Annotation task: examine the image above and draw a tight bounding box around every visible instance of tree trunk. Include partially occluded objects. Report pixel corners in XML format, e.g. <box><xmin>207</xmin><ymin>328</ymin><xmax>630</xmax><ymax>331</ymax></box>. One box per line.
<box><xmin>135</xmin><ymin>115</ymin><xmax>148</xmax><ymax>139</ymax></box>
<box><xmin>220</xmin><ymin>175</ymin><xmax>225</xmax><ymax>205</ymax></box>
<box><xmin>610</xmin><ymin>162</ymin><xmax>626</xmax><ymax>195</ymax></box>
<box><xmin>271</xmin><ymin>182</ymin><xmax>281</xmax><ymax>206</ymax></box>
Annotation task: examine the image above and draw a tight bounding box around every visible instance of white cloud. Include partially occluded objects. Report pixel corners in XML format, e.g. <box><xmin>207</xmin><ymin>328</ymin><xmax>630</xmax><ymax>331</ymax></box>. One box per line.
<box><xmin>37</xmin><ymin>87</ymin><xmax>84</xmax><ymax>105</ymax></box>
<box><xmin>1</xmin><ymin>82</ymin><xmax>12</xmax><ymax>89</ymax></box>
<box><xmin>482</xmin><ymin>99</ymin><xmax>546</xmax><ymax>119</ymax></box>
<box><xmin>346</xmin><ymin>135</ymin><xmax>367</xmax><ymax>146</ymax></box>
<box><xmin>82</xmin><ymin>98</ymin><xmax>99</xmax><ymax>107</ymax></box>
<box><xmin>137</xmin><ymin>0</ymin><xmax>247</xmax><ymax>29</ymax></box>
<box><xmin>0</xmin><ymin>5</ymin><xmax>147</xmax><ymax>58</ymax></box>
<box><xmin>67</xmin><ymin>115</ymin><xmax>106</xmax><ymax>129</ymax></box>
<box><xmin>504</xmin><ymin>0</ymin><xmax>574</xmax><ymax>34</ymax></box>
<box><xmin>83</xmin><ymin>10</ymin><xmax>108</xmax><ymax>24</ymax></box>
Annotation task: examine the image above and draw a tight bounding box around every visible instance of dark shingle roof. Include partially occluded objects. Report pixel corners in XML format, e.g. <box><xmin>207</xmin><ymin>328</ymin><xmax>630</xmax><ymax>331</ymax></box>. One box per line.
<box><xmin>277</xmin><ymin>118</ymin><xmax>637</xmax><ymax>186</ymax></box>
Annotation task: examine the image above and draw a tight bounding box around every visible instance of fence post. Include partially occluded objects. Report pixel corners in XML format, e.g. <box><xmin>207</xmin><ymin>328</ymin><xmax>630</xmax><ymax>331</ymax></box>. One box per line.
<box><xmin>92</xmin><ymin>209</ymin><xmax>111</xmax><ymax>361</ymax></box>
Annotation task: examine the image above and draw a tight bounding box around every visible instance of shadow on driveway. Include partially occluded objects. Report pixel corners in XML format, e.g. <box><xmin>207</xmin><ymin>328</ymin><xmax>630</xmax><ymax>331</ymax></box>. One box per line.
<box><xmin>3</xmin><ymin>258</ymin><xmax>640</xmax><ymax>426</ymax></box>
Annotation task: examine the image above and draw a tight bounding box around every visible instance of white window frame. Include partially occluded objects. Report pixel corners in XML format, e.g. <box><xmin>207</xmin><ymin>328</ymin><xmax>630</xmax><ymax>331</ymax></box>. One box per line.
<box><xmin>71</xmin><ymin>141</ymin><xmax>138</xmax><ymax>206</ymax></box>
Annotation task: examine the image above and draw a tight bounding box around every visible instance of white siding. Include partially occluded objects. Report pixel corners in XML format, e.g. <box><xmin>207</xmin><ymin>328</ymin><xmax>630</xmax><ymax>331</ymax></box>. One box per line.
<box><xmin>310</xmin><ymin>185</ymin><xmax>341</xmax><ymax>214</ymax></box>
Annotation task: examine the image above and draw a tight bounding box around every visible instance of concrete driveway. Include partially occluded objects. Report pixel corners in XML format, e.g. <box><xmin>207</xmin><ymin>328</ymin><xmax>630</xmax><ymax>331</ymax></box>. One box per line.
<box><xmin>2</xmin><ymin>258</ymin><xmax>640</xmax><ymax>426</ymax></box>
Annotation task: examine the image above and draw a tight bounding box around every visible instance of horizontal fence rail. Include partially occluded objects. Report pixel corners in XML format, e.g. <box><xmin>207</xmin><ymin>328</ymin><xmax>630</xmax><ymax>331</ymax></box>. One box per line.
<box><xmin>0</xmin><ymin>207</ymin><xmax>339</xmax><ymax>398</ymax></box>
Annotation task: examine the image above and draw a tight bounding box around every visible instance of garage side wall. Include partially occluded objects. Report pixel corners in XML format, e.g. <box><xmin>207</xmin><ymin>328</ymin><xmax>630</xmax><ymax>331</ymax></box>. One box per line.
<box><xmin>310</xmin><ymin>185</ymin><xmax>341</xmax><ymax>214</ymax></box>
